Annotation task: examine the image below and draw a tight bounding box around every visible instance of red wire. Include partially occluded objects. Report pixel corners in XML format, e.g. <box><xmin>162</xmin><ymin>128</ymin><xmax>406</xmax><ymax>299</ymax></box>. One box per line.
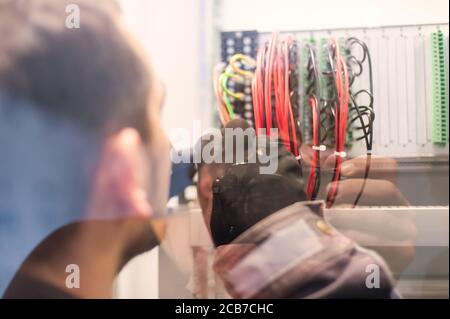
<box><xmin>264</xmin><ymin>33</ymin><xmax>278</xmax><ymax>135</ymax></box>
<box><xmin>284</xmin><ymin>39</ymin><xmax>299</xmax><ymax>157</ymax></box>
<box><xmin>273</xmin><ymin>38</ymin><xmax>299</xmax><ymax>156</ymax></box>
<box><xmin>273</xmin><ymin>44</ymin><xmax>282</xmax><ymax>125</ymax></box>
<box><xmin>274</xmin><ymin>40</ymin><xmax>290</xmax><ymax>151</ymax></box>
<box><xmin>251</xmin><ymin>78</ymin><xmax>260</xmax><ymax>130</ymax></box>
<box><xmin>252</xmin><ymin>63</ymin><xmax>260</xmax><ymax>130</ymax></box>
<box><xmin>252</xmin><ymin>48</ymin><xmax>264</xmax><ymax>133</ymax></box>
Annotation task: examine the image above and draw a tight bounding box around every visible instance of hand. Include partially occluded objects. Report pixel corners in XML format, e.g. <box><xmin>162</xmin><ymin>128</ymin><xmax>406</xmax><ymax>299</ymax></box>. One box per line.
<box><xmin>325</xmin><ymin>155</ymin><xmax>408</xmax><ymax>206</ymax></box>
<box><xmin>323</xmin><ymin>155</ymin><xmax>416</xmax><ymax>276</ymax></box>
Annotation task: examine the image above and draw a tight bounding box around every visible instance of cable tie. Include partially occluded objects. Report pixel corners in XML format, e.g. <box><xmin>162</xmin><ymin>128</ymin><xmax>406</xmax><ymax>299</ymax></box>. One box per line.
<box><xmin>295</xmin><ymin>155</ymin><xmax>302</xmax><ymax>160</ymax></box>
<box><xmin>334</xmin><ymin>151</ymin><xmax>347</xmax><ymax>158</ymax></box>
<box><xmin>312</xmin><ymin>145</ymin><xmax>327</xmax><ymax>151</ymax></box>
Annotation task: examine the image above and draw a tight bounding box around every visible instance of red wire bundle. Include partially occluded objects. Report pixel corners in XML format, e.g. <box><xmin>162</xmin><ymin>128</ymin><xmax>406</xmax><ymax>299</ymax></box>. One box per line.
<box><xmin>326</xmin><ymin>38</ymin><xmax>350</xmax><ymax>207</ymax></box>
<box><xmin>252</xmin><ymin>33</ymin><xmax>299</xmax><ymax>158</ymax></box>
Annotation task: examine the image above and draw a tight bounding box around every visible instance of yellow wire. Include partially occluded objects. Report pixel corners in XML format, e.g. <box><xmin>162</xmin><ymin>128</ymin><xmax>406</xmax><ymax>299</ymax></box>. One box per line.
<box><xmin>220</xmin><ymin>72</ymin><xmax>245</xmax><ymax>100</ymax></box>
<box><xmin>215</xmin><ymin>54</ymin><xmax>255</xmax><ymax>120</ymax></box>
<box><xmin>229</xmin><ymin>54</ymin><xmax>256</xmax><ymax>78</ymax></box>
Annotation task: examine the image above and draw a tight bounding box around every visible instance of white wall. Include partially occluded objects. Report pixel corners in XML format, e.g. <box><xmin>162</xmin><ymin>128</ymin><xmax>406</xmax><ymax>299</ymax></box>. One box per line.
<box><xmin>217</xmin><ymin>0</ymin><xmax>449</xmax><ymax>31</ymax></box>
<box><xmin>114</xmin><ymin>250</ymin><xmax>159</xmax><ymax>299</ymax></box>
<box><xmin>119</xmin><ymin>0</ymin><xmax>213</xmax><ymax>132</ymax></box>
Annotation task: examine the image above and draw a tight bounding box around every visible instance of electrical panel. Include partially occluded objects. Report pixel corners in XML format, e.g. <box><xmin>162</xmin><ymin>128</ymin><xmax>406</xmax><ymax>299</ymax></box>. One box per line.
<box><xmin>219</xmin><ymin>31</ymin><xmax>258</xmax><ymax>125</ymax></box>
<box><xmin>217</xmin><ymin>24</ymin><xmax>449</xmax><ymax>159</ymax></box>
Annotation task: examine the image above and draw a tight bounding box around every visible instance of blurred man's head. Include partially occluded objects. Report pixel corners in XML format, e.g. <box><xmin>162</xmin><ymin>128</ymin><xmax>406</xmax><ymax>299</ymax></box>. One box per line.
<box><xmin>196</xmin><ymin>119</ymin><xmax>307</xmax><ymax>246</ymax></box>
<box><xmin>0</xmin><ymin>0</ymin><xmax>171</xmax><ymax>287</ymax></box>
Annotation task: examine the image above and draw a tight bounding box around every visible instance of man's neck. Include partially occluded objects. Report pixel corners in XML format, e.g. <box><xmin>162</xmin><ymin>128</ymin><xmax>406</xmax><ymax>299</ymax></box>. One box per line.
<box><xmin>9</xmin><ymin>221</ymin><xmax>128</xmax><ymax>298</ymax></box>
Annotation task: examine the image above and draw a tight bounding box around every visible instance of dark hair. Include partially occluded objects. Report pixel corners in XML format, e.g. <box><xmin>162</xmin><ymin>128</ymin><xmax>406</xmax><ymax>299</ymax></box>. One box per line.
<box><xmin>195</xmin><ymin>119</ymin><xmax>307</xmax><ymax>246</ymax></box>
<box><xmin>210</xmin><ymin>146</ymin><xmax>306</xmax><ymax>246</ymax></box>
<box><xmin>0</xmin><ymin>0</ymin><xmax>151</xmax><ymax>139</ymax></box>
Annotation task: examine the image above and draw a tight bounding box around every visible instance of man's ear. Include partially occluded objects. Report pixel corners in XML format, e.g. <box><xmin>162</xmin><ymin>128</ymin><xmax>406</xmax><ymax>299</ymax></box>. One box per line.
<box><xmin>88</xmin><ymin>128</ymin><xmax>152</xmax><ymax>219</ymax></box>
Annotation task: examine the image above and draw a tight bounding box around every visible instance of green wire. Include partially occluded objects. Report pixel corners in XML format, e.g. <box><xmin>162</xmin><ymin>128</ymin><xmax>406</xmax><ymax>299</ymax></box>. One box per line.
<box><xmin>219</xmin><ymin>70</ymin><xmax>241</xmax><ymax>119</ymax></box>
<box><xmin>220</xmin><ymin>72</ymin><xmax>244</xmax><ymax>100</ymax></box>
<box><xmin>223</xmin><ymin>92</ymin><xmax>235</xmax><ymax>119</ymax></box>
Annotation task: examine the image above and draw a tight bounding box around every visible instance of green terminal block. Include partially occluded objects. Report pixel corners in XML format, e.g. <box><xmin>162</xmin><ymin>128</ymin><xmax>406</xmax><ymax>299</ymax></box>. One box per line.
<box><xmin>319</xmin><ymin>37</ymin><xmax>330</xmax><ymax>101</ymax></box>
<box><xmin>338</xmin><ymin>37</ymin><xmax>354</xmax><ymax>147</ymax></box>
<box><xmin>318</xmin><ymin>37</ymin><xmax>335</xmax><ymax>145</ymax></box>
<box><xmin>300</xmin><ymin>37</ymin><xmax>316</xmax><ymax>143</ymax></box>
<box><xmin>430</xmin><ymin>29</ymin><xmax>449</xmax><ymax>145</ymax></box>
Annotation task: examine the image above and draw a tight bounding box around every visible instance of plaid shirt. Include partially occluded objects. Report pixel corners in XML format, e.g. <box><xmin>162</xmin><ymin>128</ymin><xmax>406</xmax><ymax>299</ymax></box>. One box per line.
<box><xmin>213</xmin><ymin>201</ymin><xmax>399</xmax><ymax>299</ymax></box>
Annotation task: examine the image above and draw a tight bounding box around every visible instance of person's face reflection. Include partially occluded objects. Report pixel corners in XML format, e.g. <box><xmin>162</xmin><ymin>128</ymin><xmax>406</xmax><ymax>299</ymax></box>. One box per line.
<box><xmin>145</xmin><ymin>78</ymin><xmax>171</xmax><ymax>218</ymax></box>
<box><xmin>86</xmin><ymin>24</ymin><xmax>172</xmax><ymax>254</ymax></box>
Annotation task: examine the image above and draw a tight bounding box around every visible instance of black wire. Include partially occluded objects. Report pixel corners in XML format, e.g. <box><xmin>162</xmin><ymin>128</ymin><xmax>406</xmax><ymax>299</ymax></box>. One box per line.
<box><xmin>319</xmin><ymin>43</ymin><xmax>340</xmax><ymax>145</ymax></box>
<box><xmin>345</xmin><ymin>37</ymin><xmax>375</xmax><ymax>207</ymax></box>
